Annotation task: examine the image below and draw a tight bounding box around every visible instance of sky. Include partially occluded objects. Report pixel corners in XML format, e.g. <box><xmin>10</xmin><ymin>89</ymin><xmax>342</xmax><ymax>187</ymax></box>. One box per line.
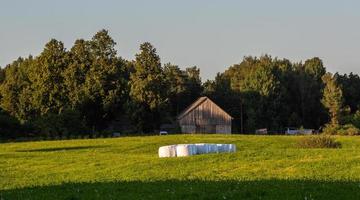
<box><xmin>1</xmin><ymin>0</ymin><xmax>360</xmax><ymax>80</ymax></box>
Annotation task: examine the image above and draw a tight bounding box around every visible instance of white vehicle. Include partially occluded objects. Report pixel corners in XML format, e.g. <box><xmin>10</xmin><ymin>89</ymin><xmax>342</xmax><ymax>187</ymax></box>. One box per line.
<box><xmin>285</xmin><ymin>127</ymin><xmax>313</xmax><ymax>135</ymax></box>
<box><xmin>255</xmin><ymin>128</ymin><xmax>268</xmax><ymax>135</ymax></box>
<box><xmin>112</xmin><ymin>132</ymin><xmax>121</xmax><ymax>137</ymax></box>
<box><xmin>285</xmin><ymin>127</ymin><xmax>300</xmax><ymax>135</ymax></box>
<box><xmin>300</xmin><ymin>129</ymin><xmax>314</xmax><ymax>135</ymax></box>
<box><xmin>159</xmin><ymin>131</ymin><xmax>168</xmax><ymax>135</ymax></box>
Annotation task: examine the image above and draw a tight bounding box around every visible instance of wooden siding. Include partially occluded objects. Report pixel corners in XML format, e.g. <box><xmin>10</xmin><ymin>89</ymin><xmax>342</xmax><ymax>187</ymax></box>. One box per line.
<box><xmin>180</xmin><ymin>125</ymin><xmax>196</xmax><ymax>134</ymax></box>
<box><xmin>178</xmin><ymin>97</ymin><xmax>232</xmax><ymax>134</ymax></box>
<box><xmin>178</xmin><ymin>98</ymin><xmax>232</xmax><ymax>126</ymax></box>
<box><xmin>180</xmin><ymin>125</ymin><xmax>232</xmax><ymax>134</ymax></box>
<box><xmin>216</xmin><ymin>125</ymin><xmax>231</xmax><ymax>134</ymax></box>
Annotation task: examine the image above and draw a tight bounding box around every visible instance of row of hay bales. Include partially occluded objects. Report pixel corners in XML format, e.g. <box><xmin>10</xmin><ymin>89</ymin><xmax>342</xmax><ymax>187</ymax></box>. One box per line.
<box><xmin>158</xmin><ymin>143</ymin><xmax>236</xmax><ymax>157</ymax></box>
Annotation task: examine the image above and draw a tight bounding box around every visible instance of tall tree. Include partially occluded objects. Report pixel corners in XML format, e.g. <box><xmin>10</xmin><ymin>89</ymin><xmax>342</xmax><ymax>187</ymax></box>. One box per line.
<box><xmin>80</xmin><ymin>30</ymin><xmax>128</xmax><ymax>130</ymax></box>
<box><xmin>223</xmin><ymin>55</ymin><xmax>283</xmax><ymax>132</ymax></box>
<box><xmin>0</xmin><ymin>57</ymin><xmax>34</xmax><ymax>122</ymax></box>
<box><xmin>29</xmin><ymin>39</ymin><xmax>69</xmax><ymax>115</ymax></box>
<box><xmin>163</xmin><ymin>63</ymin><xmax>187</xmax><ymax>116</ymax></box>
<box><xmin>304</xmin><ymin>57</ymin><xmax>326</xmax><ymax>80</ymax></box>
<box><xmin>299</xmin><ymin>57</ymin><xmax>327</xmax><ymax>127</ymax></box>
<box><xmin>220</xmin><ymin>56</ymin><xmax>328</xmax><ymax>132</ymax></box>
<box><xmin>203</xmin><ymin>73</ymin><xmax>242</xmax><ymax>132</ymax></box>
<box><xmin>0</xmin><ymin>67</ymin><xmax>5</xmax><ymax>84</ymax></box>
<box><xmin>335</xmin><ymin>73</ymin><xmax>360</xmax><ymax>113</ymax></box>
<box><xmin>322</xmin><ymin>73</ymin><xmax>344</xmax><ymax>125</ymax></box>
<box><xmin>163</xmin><ymin>64</ymin><xmax>204</xmax><ymax>118</ymax></box>
<box><xmin>129</xmin><ymin>42</ymin><xmax>168</xmax><ymax>132</ymax></box>
<box><xmin>184</xmin><ymin>66</ymin><xmax>203</xmax><ymax>103</ymax></box>
<box><xmin>64</xmin><ymin>39</ymin><xmax>93</xmax><ymax>108</ymax></box>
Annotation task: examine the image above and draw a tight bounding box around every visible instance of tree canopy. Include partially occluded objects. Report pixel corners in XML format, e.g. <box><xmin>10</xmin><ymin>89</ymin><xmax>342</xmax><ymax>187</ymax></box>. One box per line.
<box><xmin>1</xmin><ymin>30</ymin><xmax>360</xmax><ymax>138</ymax></box>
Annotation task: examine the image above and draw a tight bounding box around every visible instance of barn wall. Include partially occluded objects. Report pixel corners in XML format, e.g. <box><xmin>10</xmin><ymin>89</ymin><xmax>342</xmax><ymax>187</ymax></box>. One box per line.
<box><xmin>196</xmin><ymin>125</ymin><xmax>216</xmax><ymax>133</ymax></box>
<box><xmin>178</xmin><ymin>99</ymin><xmax>232</xmax><ymax>126</ymax></box>
<box><xmin>180</xmin><ymin>125</ymin><xmax>231</xmax><ymax>134</ymax></box>
<box><xmin>216</xmin><ymin>125</ymin><xmax>231</xmax><ymax>134</ymax></box>
<box><xmin>180</xmin><ymin>125</ymin><xmax>196</xmax><ymax>134</ymax></box>
<box><xmin>178</xmin><ymin>98</ymin><xmax>232</xmax><ymax>134</ymax></box>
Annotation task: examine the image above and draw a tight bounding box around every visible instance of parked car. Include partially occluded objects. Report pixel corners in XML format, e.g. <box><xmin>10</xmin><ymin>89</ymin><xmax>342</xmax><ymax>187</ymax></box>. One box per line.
<box><xmin>285</xmin><ymin>127</ymin><xmax>313</xmax><ymax>135</ymax></box>
<box><xmin>112</xmin><ymin>132</ymin><xmax>121</xmax><ymax>137</ymax></box>
<box><xmin>255</xmin><ymin>128</ymin><xmax>268</xmax><ymax>135</ymax></box>
<box><xmin>159</xmin><ymin>131</ymin><xmax>168</xmax><ymax>135</ymax></box>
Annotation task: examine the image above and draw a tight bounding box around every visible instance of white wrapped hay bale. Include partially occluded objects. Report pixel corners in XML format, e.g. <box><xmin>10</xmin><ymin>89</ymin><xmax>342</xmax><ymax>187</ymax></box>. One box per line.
<box><xmin>224</xmin><ymin>144</ymin><xmax>232</xmax><ymax>152</ymax></box>
<box><xmin>216</xmin><ymin>144</ymin><xmax>224</xmax><ymax>152</ymax></box>
<box><xmin>217</xmin><ymin>144</ymin><xmax>229</xmax><ymax>153</ymax></box>
<box><xmin>190</xmin><ymin>144</ymin><xmax>197</xmax><ymax>155</ymax></box>
<box><xmin>229</xmin><ymin>144</ymin><xmax>236</xmax><ymax>152</ymax></box>
<box><xmin>208</xmin><ymin>144</ymin><xmax>219</xmax><ymax>153</ymax></box>
<box><xmin>176</xmin><ymin>144</ymin><xmax>197</xmax><ymax>157</ymax></box>
<box><xmin>158</xmin><ymin>143</ymin><xmax>236</xmax><ymax>157</ymax></box>
<box><xmin>158</xmin><ymin>145</ymin><xmax>177</xmax><ymax>158</ymax></box>
<box><xmin>203</xmin><ymin>143</ymin><xmax>211</xmax><ymax>153</ymax></box>
<box><xmin>195</xmin><ymin>143</ymin><xmax>208</xmax><ymax>154</ymax></box>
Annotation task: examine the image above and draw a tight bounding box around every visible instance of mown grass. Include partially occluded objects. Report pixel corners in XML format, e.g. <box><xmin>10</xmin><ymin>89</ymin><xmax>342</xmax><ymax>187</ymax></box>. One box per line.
<box><xmin>1</xmin><ymin>134</ymin><xmax>360</xmax><ymax>199</ymax></box>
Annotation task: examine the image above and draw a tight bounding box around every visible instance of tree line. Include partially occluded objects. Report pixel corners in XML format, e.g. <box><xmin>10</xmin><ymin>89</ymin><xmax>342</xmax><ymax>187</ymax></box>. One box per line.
<box><xmin>1</xmin><ymin>29</ymin><xmax>360</xmax><ymax>138</ymax></box>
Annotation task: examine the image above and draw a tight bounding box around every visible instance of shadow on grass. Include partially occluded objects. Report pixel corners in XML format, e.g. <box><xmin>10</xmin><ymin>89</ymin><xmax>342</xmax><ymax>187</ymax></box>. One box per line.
<box><xmin>16</xmin><ymin>145</ymin><xmax>109</xmax><ymax>152</ymax></box>
<box><xmin>1</xmin><ymin>179</ymin><xmax>359</xmax><ymax>200</ymax></box>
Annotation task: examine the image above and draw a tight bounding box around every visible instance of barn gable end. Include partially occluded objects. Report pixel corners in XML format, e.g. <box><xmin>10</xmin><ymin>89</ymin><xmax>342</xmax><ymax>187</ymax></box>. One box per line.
<box><xmin>177</xmin><ymin>97</ymin><xmax>232</xmax><ymax>134</ymax></box>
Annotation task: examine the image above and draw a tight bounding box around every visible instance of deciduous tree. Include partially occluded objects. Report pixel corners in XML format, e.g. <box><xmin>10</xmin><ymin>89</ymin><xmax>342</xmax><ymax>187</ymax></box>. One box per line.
<box><xmin>322</xmin><ymin>73</ymin><xmax>343</xmax><ymax>125</ymax></box>
<box><xmin>129</xmin><ymin>42</ymin><xmax>168</xmax><ymax>132</ymax></box>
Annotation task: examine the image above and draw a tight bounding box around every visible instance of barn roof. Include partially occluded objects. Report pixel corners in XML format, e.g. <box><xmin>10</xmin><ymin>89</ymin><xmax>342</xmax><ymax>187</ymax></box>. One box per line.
<box><xmin>177</xmin><ymin>96</ymin><xmax>233</xmax><ymax>120</ymax></box>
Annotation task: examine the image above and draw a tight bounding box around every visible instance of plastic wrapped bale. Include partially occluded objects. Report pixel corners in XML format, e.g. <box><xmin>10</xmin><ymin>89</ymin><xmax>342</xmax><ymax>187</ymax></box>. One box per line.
<box><xmin>195</xmin><ymin>143</ymin><xmax>208</xmax><ymax>154</ymax></box>
<box><xmin>208</xmin><ymin>144</ymin><xmax>219</xmax><ymax>153</ymax></box>
<box><xmin>217</xmin><ymin>144</ymin><xmax>230</xmax><ymax>153</ymax></box>
<box><xmin>158</xmin><ymin>145</ymin><xmax>177</xmax><ymax>158</ymax></box>
<box><xmin>224</xmin><ymin>144</ymin><xmax>234</xmax><ymax>152</ymax></box>
<box><xmin>229</xmin><ymin>144</ymin><xmax>236</xmax><ymax>152</ymax></box>
<box><xmin>216</xmin><ymin>144</ymin><xmax>223</xmax><ymax>152</ymax></box>
<box><xmin>176</xmin><ymin>144</ymin><xmax>197</xmax><ymax>157</ymax></box>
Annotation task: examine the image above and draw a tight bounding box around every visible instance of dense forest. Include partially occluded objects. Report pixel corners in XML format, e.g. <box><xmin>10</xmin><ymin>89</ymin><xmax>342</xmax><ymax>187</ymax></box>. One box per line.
<box><xmin>1</xmin><ymin>29</ymin><xmax>360</xmax><ymax>138</ymax></box>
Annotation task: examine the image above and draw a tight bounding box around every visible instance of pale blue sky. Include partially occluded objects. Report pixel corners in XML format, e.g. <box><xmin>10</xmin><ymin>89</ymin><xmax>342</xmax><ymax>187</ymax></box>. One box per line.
<box><xmin>1</xmin><ymin>0</ymin><xmax>360</xmax><ymax>80</ymax></box>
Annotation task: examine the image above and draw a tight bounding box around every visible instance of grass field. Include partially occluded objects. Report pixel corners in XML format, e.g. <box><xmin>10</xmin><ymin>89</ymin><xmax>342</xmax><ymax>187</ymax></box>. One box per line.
<box><xmin>1</xmin><ymin>134</ymin><xmax>360</xmax><ymax>199</ymax></box>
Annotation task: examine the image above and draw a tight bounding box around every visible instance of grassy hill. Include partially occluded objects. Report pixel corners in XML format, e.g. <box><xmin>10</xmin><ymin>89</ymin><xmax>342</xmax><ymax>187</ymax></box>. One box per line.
<box><xmin>1</xmin><ymin>134</ymin><xmax>360</xmax><ymax>199</ymax></box>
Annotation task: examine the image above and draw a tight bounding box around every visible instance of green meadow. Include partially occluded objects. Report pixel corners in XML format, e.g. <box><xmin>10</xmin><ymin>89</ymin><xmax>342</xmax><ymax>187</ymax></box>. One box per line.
<box><xmin>1</xmin><ymin>135</ymin><xmax>360</xmax><ymax>199</ymax></box>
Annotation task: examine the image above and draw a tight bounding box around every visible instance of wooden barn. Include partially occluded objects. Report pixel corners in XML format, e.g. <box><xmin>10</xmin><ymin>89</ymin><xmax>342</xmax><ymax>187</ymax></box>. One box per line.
<box><xmin>177</xmin><ymin>97</ymin><xmax>233</xmax><ymax>134</ymax></box>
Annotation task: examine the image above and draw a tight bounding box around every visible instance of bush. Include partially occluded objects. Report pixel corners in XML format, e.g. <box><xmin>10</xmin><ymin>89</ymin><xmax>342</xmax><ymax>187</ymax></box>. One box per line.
<box><xmin>350</xmin><ymin>111</ymin><xmax>360</xmax><ymax>129</ymax></box>
<box><xmin>296</xmin><ymin>135</ymin><xmax>341</xmax><ymax>148</ymax></box>
<box><xmin>0</xmin><ymin>110</ymin><xmax>22</xmax><ymax>139</ymax></box>
<box><xmin>322</xmin><ymin>123</ymin><xmax>360</xmax><ymax>135</ymax></box>
<box><xmin>31</xmin><ymin>109</ymin><xmax>89</xmax><ymax>137</ymax></box>
<box><xmin>322</xmin><ymin>124</ymin><xmax>340</xmax><ymax>135</ymax></box>
<box><xmin>337</xmin><ymin>124</ymin><xmax>360</xmax><ymax>136</ymax></box>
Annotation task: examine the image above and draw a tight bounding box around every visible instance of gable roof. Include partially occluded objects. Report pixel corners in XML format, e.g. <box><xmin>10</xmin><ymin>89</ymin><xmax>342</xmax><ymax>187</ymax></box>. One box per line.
<box><xmin>177</xmin><ymin>96</ymin><xmax>233</xmax><ymax>120</ymax></box>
